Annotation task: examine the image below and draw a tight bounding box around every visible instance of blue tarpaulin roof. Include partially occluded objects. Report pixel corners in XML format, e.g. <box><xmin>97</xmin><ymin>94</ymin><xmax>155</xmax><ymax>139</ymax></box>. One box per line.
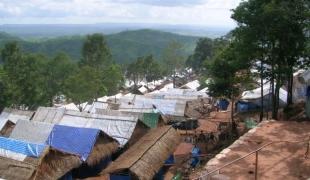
<box><xmin>46</xmin><ymin>125</ymin><xmax>100</xmax><ymax>161</ymax></box>
<box><xmin>0</xmin><ymin>136</ymin><xmax>46</xmax><ymax>158</ymax></box>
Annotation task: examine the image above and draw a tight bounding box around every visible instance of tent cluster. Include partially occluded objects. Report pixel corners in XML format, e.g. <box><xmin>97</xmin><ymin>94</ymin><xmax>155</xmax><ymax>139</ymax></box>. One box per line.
<box><xmin>0</xmin><ymin>79</ymin><xmax>218</xmax><ymax>179</ymax></box>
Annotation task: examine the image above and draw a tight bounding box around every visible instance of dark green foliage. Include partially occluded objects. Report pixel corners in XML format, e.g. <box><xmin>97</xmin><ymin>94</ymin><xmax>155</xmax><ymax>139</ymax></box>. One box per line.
<box><xmin>230</xmin><ymin>0</ymin><xmax>309</xmax><ymax>119</ymax></box>
<box><xmin>81</xmin><ymin>33</ymin><xmax>112</xmax><ymax>68</ymax></box>
<box><xmin>1</xmin><ymin>43</ymin><xmax>50</xmax><ymax>109</ymax></box>
<box><xmin>126</xmin><ymin>55</ymin><xmax>163</xmax><ymax>88</ymax></box>
<box><xmin>64</xmin><ymin>66</ymin><xmax>107</xmax><ymax>107</ymax></box>
<box><xmin>45</xmin><ymin>53</ymin><xmax>78</xmax><ymax>105</ymax></box>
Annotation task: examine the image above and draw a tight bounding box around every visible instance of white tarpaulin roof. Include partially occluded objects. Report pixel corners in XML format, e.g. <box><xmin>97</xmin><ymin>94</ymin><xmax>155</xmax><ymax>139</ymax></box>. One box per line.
<box><xmin>10</xmin><ymin>120</ymin><xmax>53</xmax><ymax>144</ymax></box>
<box><xmin>119</xmin><ymin>95</ymin><xmax>186</xmax><ymax>116</ymax></box>
<box><xmin>31</xmin><ymin>107</ymin><xmax>139</xmax><ymax>146</ymax></box>
<box><xmin>147</xmin><ymin>88</ymin><xmax>208</xmax><ymax>100</ymax></box>
<box><xmin>0</xmin><ymin>108</ymin><xmax>33</xmax><ymax>130</ymax></box>
<box><xmin>61</xmin><ymin>103</ymin><xmax>79</xmax><ymax>111</ymax></box>
<box><xmin>59</xmin><ymin>110</ymin><xmax>138</xmax><ymax>146</ymax></box>
<box><xmin>138</xmin><ymin>86</ymin><xmax>148</xmax><ymax>94</ymax></box>
<box><xmin>181</xmin><ymin>80</ymin><xmax>200</xmax><ymax>90</ymax></box>
<box><xmin>32</xmin><ymin>107</ymin><xmax>65</xmax><ymax>123</ymax></box>
<box><xmin>241</xmin><ymin>84</ymin><xmax>287</xmax><ymax>103</ymax></box>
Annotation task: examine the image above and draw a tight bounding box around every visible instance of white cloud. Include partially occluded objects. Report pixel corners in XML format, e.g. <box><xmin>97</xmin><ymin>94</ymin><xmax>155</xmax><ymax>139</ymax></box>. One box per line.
<box><xmin>0</xmin><ymin>0</ymin><xmax>242</xmax><ymax>27</ymax></box>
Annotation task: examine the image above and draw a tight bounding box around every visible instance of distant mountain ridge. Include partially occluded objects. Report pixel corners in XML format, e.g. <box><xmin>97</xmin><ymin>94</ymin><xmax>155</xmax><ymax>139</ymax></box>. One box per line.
<box><xmin>0</xmin><ymin>23</ymin><xmax>230</xmax><ymax>39</ymax></box>
<box><xmin>0</xmin><ymin>29</ymin><xmax>200</xmax><ymax>64</ymax></box>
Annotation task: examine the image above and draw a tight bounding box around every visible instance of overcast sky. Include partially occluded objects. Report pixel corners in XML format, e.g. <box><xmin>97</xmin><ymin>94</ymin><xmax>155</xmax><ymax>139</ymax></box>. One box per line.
<box><xmin>0</xmin><ymin>0</ymin><xmax>242</xmax><ymax>27</ymax></box>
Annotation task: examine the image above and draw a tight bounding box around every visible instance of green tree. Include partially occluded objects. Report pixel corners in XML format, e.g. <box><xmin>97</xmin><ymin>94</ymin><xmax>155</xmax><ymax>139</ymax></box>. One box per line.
<box><xmin>232</xmin><ymin>0</ymin><xmax>309</xmax><ymax>119</ymax></box>
<box><xmin>64</xmin><ymin>66</ymin><xmax>106</xmax><ymax>111</ymax></box>
<box><xmin>207</xmin><ymin>43</ymin><xmax>252</xmax><ymax>133</ymax></box>
<box><xmin>1</xmin><ymin>42</ymin><xmax>49</xmax><ymax>109</ymax></box>
<box><xmin>81</xmin><ymin>33</ymin><xmax>112</xmax><ymax>69</ymax></box>
<box><xmin>162</xmin><ymin>41</ymin><xmax>186</xmax><ymax>87</ymax></box>
<box><xmin>126</xmin><ymin>56</ymin><xmax>145</xmax><ymax>88</ymax></box>
<box><xmin>45</xmin><ymin>53</ymin><xmax>77</xmax><ymax>105</ymax></box>
<box><xmin>186</xmin><ymin>38</ymin><xmax>213</xmax><ymax>73</ymax></box>
<box><xmin>102</xmin><ymin>64</ymin><xmax>124</xmax><ymax>95</ymax></box>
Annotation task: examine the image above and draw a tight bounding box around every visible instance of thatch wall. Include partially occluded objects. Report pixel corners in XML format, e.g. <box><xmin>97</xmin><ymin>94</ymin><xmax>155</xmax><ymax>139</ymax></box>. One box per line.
<box><xmin>102</xmin><ymin>126</ymin><xmax>181</xmax><ymax>180</ymax></box>
<box><xmin>86</xmin><ymin>133</ymin><xmax>119</xmax><ymax>166</ymax></box>
<box><xmin>34</xmin><ymin>148</ymin><xmax>81</xmax><ymax>180</ymax></box>
<box><xmin>0</xmin><ymin>156</ymin><xmax>37</xmax><ymax>180</ymax></box>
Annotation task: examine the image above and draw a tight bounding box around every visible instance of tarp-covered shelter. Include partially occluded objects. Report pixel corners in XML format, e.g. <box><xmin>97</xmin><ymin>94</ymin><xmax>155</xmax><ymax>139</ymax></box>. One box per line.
<box><xmin>0</xmin><ymin>108</ymin><xmax>34</xmax><ymax>131</ymax></box>
<box><xmin>101</xmin><ymin>126</ymin><xmax>181</xmax><ymax>180</ymax></box>
<box><xmin>95</xmin><ymin>109</ymin><xmax>163</xmax><ymax>129</ymax></box>
<box><xmin>118</xmin><ymin>95</ymin><xmax>187</xmax><ymax>117</ymax></box>
<box><xmin>146</xmin><ymin>88</ymin><xmax>208</xmax><ymax>101</ymax></box>
<box><xmin>32</xmin><ymin>107</ymin><xmax>65</xmax><ymax>123</ymax></box>
<box><xmin>32</xmin><ymin>107</ymin><xmax>147</xmax><ymax>147</ymax></box>
<box><xmin>47</xmin><ymin>124</ymin><xmax>119</xmax><ymax>166</ymax></box>
<box><xmin>0</xmin><ymin>136</ymin><xmax>81</xmax><ymax>180</ymax></box>
<box><xmin>59</xmin><ymin>110</ymin><xmax>146</xmax><ymax>147</ymax></box>
<box><xmin>10</xmin><ymin>120</ymin><xmax>53</xmax><ymax>144</ymax></box>
<box><xmin>240</xmin><ymin>83</ymin><xmax>288</xmax><ymax>110</ymax></box>
<box><xmin>293</xmin><ymin>70</ymin><xmax>310</xmax><ymax>103</ymax></box>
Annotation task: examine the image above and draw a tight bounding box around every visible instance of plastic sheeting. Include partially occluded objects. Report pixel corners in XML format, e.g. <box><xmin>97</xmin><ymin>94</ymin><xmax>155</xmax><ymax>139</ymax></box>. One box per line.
<box><xmin>119</xmin><ymin>95</ymin><xmax>186</xmax><ymax>116</ymax></box>
<box><xmin>47</xmin><ymin>125</ymin><xmax>99</xmax><ymax>161</ymax></box>
<box><xmin>59</xmin><ymin>111</ymin><xmax>138</xmax><ymax>147</ymax></box>
<box><xmin>182</xmin><ymin>80</ymin><xmax>200</xmax><ymax>90</ymax></box>
<box><xmin>32</xmin><ymin>107</ymin><xmax>65</xmax><ymax>123</ymax></box>
<box><xmin>0</xmin><ymin>148</ymin><xmax>27</xmax><ymax>161</ymax></box>
<box><xmin>0</xmin><ymin>137</ymin><xmax>46</xmax><ymax>158</ymax></box>
<box><xmin>0</xmin><ymin>108</ymin><xmax>33</xmax><ymax>130</ymax></box>
<box><xmin>10</xmin><ymin>120</ymin><xmax>54</xmax><ymax>144</ymax></box>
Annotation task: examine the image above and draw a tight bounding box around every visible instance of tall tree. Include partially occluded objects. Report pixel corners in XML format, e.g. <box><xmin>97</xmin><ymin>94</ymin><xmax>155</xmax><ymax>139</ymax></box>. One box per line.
<box><xmin>45</xmin><ymin>53</ymin><xmax>77</xmax><ymax>105</ymax></box>
<box><xmin>162</xmin><ymin>41</ymin><xmax>185</xmax><ymax>87</ymax></box>
<box><xmin>231</xmin><ymin>0</ymin><xmax>309</xmax><ymax>119</ymax></box>
<box><xmin>64</xmin><ymin>66</ymin><xmax>106</xmax><ymax>111</ymax></box>
<box><xmin>81</xmin><ymin>33</ymin><xmax>112</xmax><ymax>69</ymax></box>
<box><xmin>102</xmin><ymin>64</ymin><xmax>124</xmax><ymax>95</ymax></box>
<box><xmin>186</xmin><ymin>38</ymin><xmax>213</xmax><ymax>73</ymax></box>
<box><xmin>1</xmin><ymin>42</ymin><xmax>50</xmax><ymax>109</ymax></box>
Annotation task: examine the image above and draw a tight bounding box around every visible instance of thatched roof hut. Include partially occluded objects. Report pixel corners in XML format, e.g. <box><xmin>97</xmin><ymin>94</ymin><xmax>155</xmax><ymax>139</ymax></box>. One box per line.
<box><xmin>7</xmin><ymin>120</ymin><xmax>119</xmax><ymax>177</ymax></box>
<box><xmin>101</xmin><ymin>126</ymin><xmax>181</xmax><ymax>180</ymax></box>
<box><xmin>0</xmin><ymin>137</ymin><xmax>81</xmax><ymax>180</ymax></box>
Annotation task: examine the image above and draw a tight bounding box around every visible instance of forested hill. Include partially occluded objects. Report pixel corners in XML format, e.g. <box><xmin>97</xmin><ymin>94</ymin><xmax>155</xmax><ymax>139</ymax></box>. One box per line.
<box><xmin>0</xmin><ymin>29</ymin><xmax>199</xmax><ymax>64</ymax></box>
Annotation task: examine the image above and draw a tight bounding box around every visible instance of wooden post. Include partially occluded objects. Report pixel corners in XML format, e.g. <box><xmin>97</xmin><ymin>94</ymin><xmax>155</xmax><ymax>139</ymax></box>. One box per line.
<box><xmin>255</xmin><ymin>151</ymin><xmax>258</xmax><ymax>180</ymax></box>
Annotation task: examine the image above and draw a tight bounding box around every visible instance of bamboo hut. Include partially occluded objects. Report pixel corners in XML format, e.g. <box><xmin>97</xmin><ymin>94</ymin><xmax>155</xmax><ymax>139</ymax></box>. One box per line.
<box><xmin>101</xmin><ymin>126</ymin><xmax>181</xmax><ymax>180</ymax></box>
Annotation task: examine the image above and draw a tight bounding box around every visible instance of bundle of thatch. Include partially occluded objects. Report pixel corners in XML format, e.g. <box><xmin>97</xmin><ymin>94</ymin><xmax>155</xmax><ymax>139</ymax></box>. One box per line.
<box><xmin>101</xmin><ymin>126</ymin><xmax>181</xmax><ymax>179</ymax></box>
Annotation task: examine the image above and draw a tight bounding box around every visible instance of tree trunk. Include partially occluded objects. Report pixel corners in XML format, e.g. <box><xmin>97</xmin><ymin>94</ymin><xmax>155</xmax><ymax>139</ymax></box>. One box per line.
<box><xmin>287</xmin><ymin>68</ymin><xmax>293</xmax><ymax>106</ymax></box>
<box><xmin>271</xmin><ymin>65</ymin><xmax>277</xmax><ymax>119</ymax></box>
<box><xmin>173</xmin><ymin>69</ymin><xmax>176</xmax><ymax>88</ymax></box>
<box><xmin>260</xmin><ymin>61</ymin><xmax>264</xmax><ymax>122</ymax></box>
